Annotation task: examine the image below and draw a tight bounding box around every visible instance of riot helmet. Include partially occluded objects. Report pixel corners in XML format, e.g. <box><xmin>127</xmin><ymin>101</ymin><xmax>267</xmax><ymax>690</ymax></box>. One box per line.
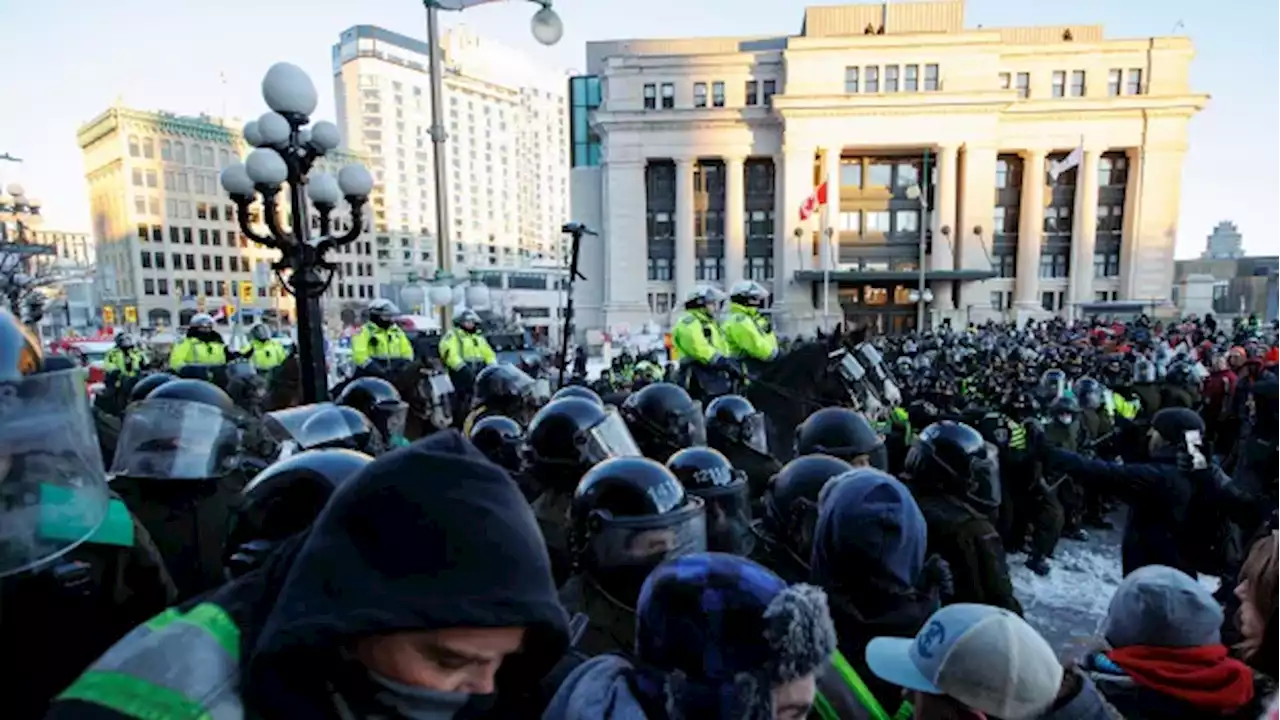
<box><xmin>666</xmin><ymin>446</ymin><xmax>753</xmax><ymax>555</ymax></box>
<box><xmin>683</xmin><ymin>285</ymin><xmax>725</xmax><ymax>313</ymax></box>
<box><xmin>902</xmin><ymin>421</ymin><xmax>997</xmax><ymax>509</ymax></box>
<box><xmin>367</xmin><ymin>299</ymin><xmax>398</xmax><ymax>329</ymax></box>
<box><xmin>1164</xmin><ymin>360</ymin><xmax>1196</xmax><ymax>387</ymax></box>
<box><xmin>704</xmin><ymin>394</ymin><xmax>769</xmax><ymax>455</ymax></box>
<box><xmin>552</xmin><ymin>384</ymin><xmax>603</xmax><ymax>407</ymax></box>
<box><xmin>1133</xmin><ymin>358</ymin><xmax>1157</xmax><ymax>384</ymax></box>
<box><xmin>455</xmin><ymin>309</ymin><xmax>481</xmax><ymax>333</ymax></box>
<box><xmin>764</xmin><ymin>454</ymin><xmax>853</xmax><ymax>565</ymax></box>
<box><xmin>249</xmin><ymin>323</ymin><xmax>272</xmax><ymax>342</ymax></box>
<box><xmin>473</xmin><ymin>364</ymin><xmax>537</xmax><ymax>421</ymax></box>
<box><xmin>1048</xmin><ymin>395</ymin><xmax>1081</xmax><ymax>426</ymax></box>
<box><xmin>1073</xmin><ymin>377</ymin><xmax>1105</xmax><ymax>411</ymax></box>
<box><xmin>1036</xmin><ymin>369</ymin><xmax>1068</xmax><ymax>404</ymax></box>
<box><xmin>571</xmin><ymin>456</ymin><xmax>706</xmax><ymax>605</ymax></box>
<box><xmin>525</xmin><ymin>397</ymin><xmax>641</xmax><ymax>492</ymax></box>
<box><xmin>337</xmin><ymin>376</ymin><xmax>408</xmax><ymax>445</ymax></box>
<box><xmin>296</xmin><ymin>407</ymin><xmax>374</xmax><ymax>452</ymax></box>
<box><xmin>0</xmin><ymin>309</ymin><xmax>110</xmax><ymax>578</ymax></box>
<box><xmin>188</xmin><ymin>313</ymin><xmax>214</xmax><ymax>333</ymax></box>
<box><xmin>115</xmin><ymin>332</ymin><xmax>136</xmax><ymax>350</ymax></box>
<box><xmin>619</xmin><ymin>382</ymin><xmax>707</xmax><ymax>461</ymax></box>
<box><xmin>128</xmin><ymin>373</ymin><xmax>176</xmax><ymax>404</ymax></box>
<box><xmin>112</xmin><ymin>379</ymin><xmax>241</xmax><ymax>481</ymax></box>
<box><xmin>794</xmin><ymin>407</ymin><xmax>886</xmax><ymax>470</ymax></box>
<box><xmin>468</xmin><ymin>415</ymin><xmax>524</xmax><ymax>473</ymax></box>
<box><xmin>224</xmin><ymin>449</ymin><xmax>372</xmax><ymax>579</ymax></box>
<box><xmin>728</xmin><ymin>280</ymin><xmax>769</xmax><ymax>309</ymax></box>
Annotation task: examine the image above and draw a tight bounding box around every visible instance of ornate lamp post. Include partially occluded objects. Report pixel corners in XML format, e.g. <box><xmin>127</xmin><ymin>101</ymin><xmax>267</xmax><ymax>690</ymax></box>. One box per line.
<box><xmin>0</xmin><ymin>183</ymin><xmax>54</xmax><ymax>318</ymax></box>
<box><xmin>220</xmin><ymin>62</ymin><xmax>374</xmax><ymax>404</ymax></box>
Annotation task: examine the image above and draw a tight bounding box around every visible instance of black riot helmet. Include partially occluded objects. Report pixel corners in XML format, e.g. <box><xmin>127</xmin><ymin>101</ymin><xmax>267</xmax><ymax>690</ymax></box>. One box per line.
<box><xmin>1036</xmin><ymin>369</ymin><xmax>1068</xmax><ymax>404</ymax></box>
<box><xmin>469</xmin><ymin>415</ymin><xmax>524</xmax><ymax>473</ymax></box>
<box><xmin>295</xmin><ymin>406</ymin><xmax>377</xmax><ymax>453</ymax></box>
<box><xmin>525</xmin><ymin>397</ymin><xmax>641</xmax><ymax>492</ymax></box>
<box><xmin>1165</xmin><ymin>360</ymin><xmax>1196</xmax><ymax>387</ymax></box>
<box><xmin>145</xmin><ymin>378</ymin><xmax>237</xmax><ymax>414</ymax></box>
<box><xmin>571</xmin><ymin>456</ymin><xmax>706</xmax><ymax>605</ymax></box>
<box><xmin>704</xmin><ymin>394</ymin><xmax>769</xmax><ymax>455</ymax></box>
<box><xmin>794</xmin><ymin>407</ymin><xmax>886</xmax><ymax>470</ymax></box>
<box><xmin>223</xmin><ymin>449</ymin><xmax>373</xmax><ymax>579</ymax></box>
<box><xmin>129</xmin><ymin>373</ymin><xmax>176</xmax><ymax>404</ymax></box>
<box><xmin>619</xmin><ymin>382</ymin><xmax>707</xmax><ymax>461</ymax></box>
<box><xmin>1048</xmin><ymin>395</ymin><xmax>1081</xmax><ymax>426</ymax></box>
<box><xmin>552</xmin><ymin>384</ymin><xmax>603</xmax><ymax>407</ymax></box>
<box><xmin>473</xmin><ymin>364</ymin><xmax>536</xmax><ymax>416</ymax></box>
<box><xmin>903</xmin><ymin>421</ymin><xmax>997</xmax><ymax>508</ymax></box>
<box><xmin>1133</xmin><ymin>357</ymin><xmax>1157</xmax><ymax>384</ymax></box>
<box><xmin>1073</xmin><ymin>377</ymin><xmax>1105</xmax><ymax>411</ymax></box>
<box><xmin>337</xmin><ymin>376</ymin><xmax>408</xmax><ymax>443</ymax></box>
<box><xmin>764</xmin><ymin>454</ymin><xmax>853</xmax><ymax>563</ymax></box>
<box><xmin>666</xmin><ymin>446</ymin><xmax>753</xmax><ymax>555</ymax></box>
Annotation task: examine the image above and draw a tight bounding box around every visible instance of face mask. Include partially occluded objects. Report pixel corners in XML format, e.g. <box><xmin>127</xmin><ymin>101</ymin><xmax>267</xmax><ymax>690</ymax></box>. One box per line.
<box><xmin>336</xmin><ymin>662</ymin><xmax>472</xmax><ymax>720</ymax></box>
<box><xmin>1056</xmin><ymin>414</ymin><xmax>1074</xmax><ymax>426</ymax></box>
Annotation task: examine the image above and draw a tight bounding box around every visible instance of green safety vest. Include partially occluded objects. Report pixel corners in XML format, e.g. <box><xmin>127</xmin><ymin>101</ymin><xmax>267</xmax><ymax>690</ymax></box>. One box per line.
<box><xmin>814</xmin><ymin>649</ymin><xmax>913</xmax><ymax>720</ymax></box>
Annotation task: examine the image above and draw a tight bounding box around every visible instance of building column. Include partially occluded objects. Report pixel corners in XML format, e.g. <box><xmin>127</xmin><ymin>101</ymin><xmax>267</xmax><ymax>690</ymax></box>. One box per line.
<box><xmin>773</xmin><ymin>147</ymin><xmax>817</xmax><ymax>335</ymax></box>
<box><xmin>1067</xmin><ymin>148</ymin><xmax>1101</xmax><ymax>315</ymax></box>
<box><xmin>1014</xmin><ymin>149</ymin><xmax>1046</xmax><ymax>312</ymax></box>
<box><xmin>931</xmin><ymin>144</ymin><xmax>959</xmax><ymax>310</ymax></box>
<box><xmin>1118</xmin><ymin>148</ymin><xmax>1143</xmax><ymax>300</ymax></box>
<box><xmin>600</xmin><ymin>160</ymin><xmax>649</xmax><ymax>325</ymax></box>
<box><xmin>674</xmin><ymin>157</ymin><xmax>697</xmax><ymax>302</ymax></box>
<box><xmin>724</xmin><ymin>156</ymin><xmax>746</xmax><ymax>289</ymax></box>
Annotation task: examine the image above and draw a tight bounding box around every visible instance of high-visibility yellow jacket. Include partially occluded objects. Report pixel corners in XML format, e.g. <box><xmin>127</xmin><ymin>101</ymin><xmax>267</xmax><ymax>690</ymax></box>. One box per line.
<box><xmin>351</xmin><ymin>324</ymin><xmax>414</xmax><ymax>366</ymax></box>
<box><xmin>722</xmin><ymin>303</ymin><xmax>778</xmax><ymax>361</ymax></box>
<box><xmin>168</xmin><ymin>338</ymin><xmax>227</xmax><ymax>370</ymax></box>
<box><xmin>438</xmin><ymin>328</ymin><xmax>496</xmax><ymax>371</ymax></box>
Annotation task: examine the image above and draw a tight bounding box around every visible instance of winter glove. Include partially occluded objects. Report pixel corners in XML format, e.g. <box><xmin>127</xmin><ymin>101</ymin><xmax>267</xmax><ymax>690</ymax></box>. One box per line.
<box><xmin>920</xmin><ymin>553</ymin><xmax>955</xmax><ymax>602</ymax></box>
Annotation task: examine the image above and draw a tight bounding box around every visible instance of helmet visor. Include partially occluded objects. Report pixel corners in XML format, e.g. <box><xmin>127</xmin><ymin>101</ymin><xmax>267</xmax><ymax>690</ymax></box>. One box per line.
<box><xmin>586</xmin><ymin>498</ymin><xmax>706</xmax><ymax>574</ymax></box>
<box><xmin>693</xmin><ymin>481</ymin><xmax>754</xmax><ymax>555</ymax></box>
<box><xmin>0</xmin><ymin>369</ymin><xmax>111</xmax><ymax>577</ymax></box>
<box><xmin>376</xmin><ymin>399</ymin><xmax>409</xmax><ymax>441</ymax></box>
<box><xmin>739</xmin><ymin>411</ymin><xmax>770</xmax><ymax>455</ymax></box>
<box><xmin>265</xmin><ymin>403</ymin><xmax>341</xmax><ymax>446</ymax></box>
<box><xmin>583</xmin><ymin>409</ymin><xmax>643</xmax><ymax>464</ymax></box>
<box><xmin>111</xmin><ymin>400</ymin><xmax>240</xmax><ymax>480</ymax></box>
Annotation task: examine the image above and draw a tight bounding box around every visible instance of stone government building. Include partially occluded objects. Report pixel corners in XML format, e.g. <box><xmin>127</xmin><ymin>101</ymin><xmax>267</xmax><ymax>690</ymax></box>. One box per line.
<box><xmin>569</xmin><ymin>0</ymin><xmax>1207</xmax><ymax>336</ymax></box>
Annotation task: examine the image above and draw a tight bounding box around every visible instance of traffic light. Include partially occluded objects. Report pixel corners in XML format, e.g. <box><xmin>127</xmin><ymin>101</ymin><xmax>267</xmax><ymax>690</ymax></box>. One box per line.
<box><xmin>224</xmin><ymin>304</ymin><xmax>236</xmax><ymax>319</ymax></box>
<box><xmin>239</xmin><ymin>282</ymin><xmax>254</xmax><ymax>304</ymax></box>
<box><xmin>102</xmin><ymin>306</ymin><xmax>115</xmax><ymax>324</ymax></box>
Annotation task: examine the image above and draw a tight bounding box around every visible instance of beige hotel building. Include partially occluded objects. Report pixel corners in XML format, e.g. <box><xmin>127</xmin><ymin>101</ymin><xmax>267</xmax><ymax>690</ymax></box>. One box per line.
<box><xmin>568</xmin><ymin>0</ymin><xmax>1207</xmax><ymax>335</ymax></box>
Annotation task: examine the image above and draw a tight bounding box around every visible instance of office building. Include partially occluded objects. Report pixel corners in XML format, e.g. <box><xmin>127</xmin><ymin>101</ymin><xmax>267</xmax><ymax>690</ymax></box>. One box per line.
<box><xmin>569</xmin><ymin>0</ymin><xmax>1206</xmax><ymax>336</ymax></box>
<box><xmin>29</xmin><ymin>229</ymin><xmax>94</xmax><ymax>269</ymax></box>
<box><xmin>1201</xmin><ymin>220</ymin><xmax>1245</xmax><ymax>261</ymax></box>
<box><xmin>332</xmin><ymin>24</ymin><xmax>570</xmax><ymax>289</ymax></box>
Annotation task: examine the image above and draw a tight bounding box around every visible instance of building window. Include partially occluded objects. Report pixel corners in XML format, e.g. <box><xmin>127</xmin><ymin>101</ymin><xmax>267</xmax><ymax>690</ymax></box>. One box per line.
<box><xmin>840</xmin><ymin>159</ymin><xmax>862</xmax><ymax>188</ymax></box>
<box><xmin>995</xmin><ymin>253</ymin><xmax>1016</xmax><ymax>278</ymax></box>
<box><xmin>160</xmin><ymin>139</ymin><xmax>172</xmax><ymax>161</ymax></box>
<box><xmin>158</xmin><ymin>279</ymin><xmax>169</xmax><ymax>296</ymax></box>
<box><xmin>1015</xmin><ymin>72</ymin><xmax>1030</xmax><ymax>98</ymax></box>
<box><xmin>660</xmin><ymin>83</ymin><xmax>675</xmax><ymax>109</ymax></box>
<box><xmin>885</xmin><ymin>65</ymin><xmax>900</xmax><ymax>92</ymax></box>
<box><xmin>1107</xmin><ymin>69</ymin><xmax>1122</xmax><ymax>96</ymax></box>
<box><xmin>693</xmin><ymin>82</ymin><xmax>707</xmax><ymax>108</ymax></box>
<box><xmin>995</xmin><ymin>159</ymin><xmax>1011</xmax><ymax>189</ymax></box>
<box><xmin>140</xmin><ymin>251</ymin><xmax>152</xmax><ymax>269</ymax></box>
<box><xmin>844</xmin><ymin>67</ymin><xmax>859</xmax><ymax>93</ymax></box>
<box><xmin>143</xmin><ymin>279</ymin><xmax>155</xmax><ymax>296</ymax></box>
<box><xmin>643</xmin><ymin>83</ymin><xmax>656</xmax><ymax>109</ymax></box>
<box><xmin>128</xmin><ymin>136</ymin><xmax>140</xmax><ymax>157</ymax></box>
<box><xmin>201</xmin><ymin>255</ymin><xmax>211</xmax><ymax>271</ymax></box>
<box><xmin>1039</xmin><ymin>252</ymin><xmax>1069</xmax><ymax>278</ymax></box>
<box><xmin>1051</xmin><ymin>71</ymin><xmax>1066</xmax><ymax>98</ymax></box>
<box><xmin>762</xmin><ymin>80</ymin><xmax>777</xmax><ymax>105</ymax></box>
<box><xmin>712</xmin><ymin>81</ymin><xmax>725</xmax><ymax>107</ymax></box>
<box><xmin>1070</xmin><ymin>70</ymin><xmax>1086</xmax><ymax>97</ymax></box>
<box><xmin>1097</xmin><ymin>155</ymin><xmax>1128</xmax><ymax>187</ymax></box>
<box><xmin>923</xmin><ymin>64</ymin><xmax>939</xmax><ymax>91</ymax></box>
<box><xmin>747</xmin><ymin>256</ymin><xmax>772</xmax><ymax>281</ymax></box>
<box><xmin>1093</xmin><ymin>250</ymin><xmax>1121</xmax><ymax>278</ymax></box>
<box><xmin>214</xmin><ymin>256</ymin><xmax>224</xmax><ymax>272</ymax></box>
<box><xmin>1041</xmin><ymin>291</ymin><xmax>1055</xmax><ymax>311</ymax></box>
<box><xmin>895</xmin><ymin>210</ymin><xmax>920</xmax><ymax>234</ymax></box>
<box><xmin>865</xmin><ymin>66</ymin><xmax>879</xmax><ymax>93</ymax></box>
<box><xmin>905</xmin><ymin>64</ymin><xmax>919</xmax><ymax>91</ymax></box>
<box><xmin>998</xmin><ymin>72</ymin><xmax>1011</xmax><ymax>89</ymax></box>
<box><xmin>839</xmin><ymin>211</ymin><xmax>861</xmax><ymax>232</ymax></box>
<box><xmin>1126</xmin><ymin>69</ymin><xmax>1143</xmax><ymax>95</ymax></box>
<box><xmin>745</xmin><ymin>80</ymin><xmax>759</xmax><ymax>106</ymax></box>
<box><xmin>865</xmin><ymin>211</ymin><xmax>891</xmax><ymax>232</ymax></box>
<box><xmin>867</xmin><ymin>160</ymin><xmax>893</xmax><ymax>187</ymax></box>
<box><xmin>647</xmin><ymin>257</ymin><xmax>672</xmax><ymax>281</ymax></box>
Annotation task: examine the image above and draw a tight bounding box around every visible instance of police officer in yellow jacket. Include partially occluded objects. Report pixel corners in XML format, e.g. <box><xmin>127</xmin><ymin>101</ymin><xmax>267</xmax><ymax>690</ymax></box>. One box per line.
<box><xmin>104</xmin><ymin>333</ymin><xmax>148</xmax><ymax>378</ymax></box>
<box><xmin>721</xmin><ymin>280</ymin><xmax>778</xmax><ymax>374</ymax></box>
<box><xmin>168</xmin><ymin>313</ymin><xmax>227</xmax><ymax>372</ymax></box>
<box><xmin>671</xmin><ymin>286</ymin><xmax>734</xmax><ymax>401</ymax></box>
<box><xmin>438</xmin><ymin>309</ymin><xmax>497</xmax><ymax>373</ymax></box>
<box><xmin>351</xmin><ymin>299</ymin><xmax>414</xmax><ymax>368</ymax></box>
<box><xmin>246</xmin><ymin>324</ymin><xmax>287</xmax><ymax>371</ymax></box>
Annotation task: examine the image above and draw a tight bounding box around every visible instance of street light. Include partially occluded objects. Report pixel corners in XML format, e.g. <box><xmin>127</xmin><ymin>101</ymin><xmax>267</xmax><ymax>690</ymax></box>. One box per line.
<box><xmin>0</xmin><ymin>183</ymin><xmax>54</xmax><ymax>317</ymax></box>
<box><xmin>221</xmin><ymin>62</ymin><xmax>374</xmax><ymax>404</ymax></box>
<box><xmin>905</xmin><ymin>183</ymin><xmax>929</xmax><ymax>331</ymax></box>
<box><xmin>422</xmin><ymin>0</ymin><xmax>563</xmax><ymax>332</ymax></box>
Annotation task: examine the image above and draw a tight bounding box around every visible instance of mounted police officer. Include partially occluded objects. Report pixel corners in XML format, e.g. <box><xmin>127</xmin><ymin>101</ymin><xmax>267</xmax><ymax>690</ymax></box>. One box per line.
<box><xmin>168</xmin><ymin>312</ymin><xmax>226</xmax><ymax>373</ymax></box>
<box><xmin>104</xmin><ymin>332</ymin><xmax>148</xmax><ymax>381</ymax></box>
<box><xmin>246</xmin><ymin>323</ymin><xmax>287</xmax><ymax>371</ymax></box>
<box><xmin>722</xmin><ymin>280</ymin><xmax>778</xmax><ymax>375</ymax></box>
<box><xmin>438</xmin><ymin>308</ymin><xmax>496</xmax><ymax>417</ymax></box>
<box><xmin>671</xmin><ymin>286</ymin><xmax>734</xmax><ymax>402</ymax></box>
<box><xmin>350</xmin><ymin>299</ymin><xmax>413</xmax><ymax>370</ymax></box>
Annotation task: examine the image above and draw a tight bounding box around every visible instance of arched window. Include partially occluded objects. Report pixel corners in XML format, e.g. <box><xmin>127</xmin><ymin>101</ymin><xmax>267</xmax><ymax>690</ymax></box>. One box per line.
<box><xmin>161</xmin><ymin>139</ymin><xmax>173</xmax><ymax>161</ymax></box>
<box><xmin>128</xmin><ymin>135</ymin><xmax>140</xmax><ymax>157</ymax></box>
<box><xmin>174</xmin><ymin>142</ymin><xmax>186</xmax><ymax>163</ymax></box>
<box><xmin>202</xmin><ymin>147</ymin><xmax>215</xmax><ymax>167</ymax></box>
<box><xmin>219</xmin><ymin>149</ymin><xmax>230</xmax><ymax>167</ymax></box>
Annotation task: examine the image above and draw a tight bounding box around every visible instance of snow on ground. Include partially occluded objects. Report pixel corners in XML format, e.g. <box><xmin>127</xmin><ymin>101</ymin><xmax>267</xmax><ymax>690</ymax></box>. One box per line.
<box><xmin>1009</xmin><ymin>515</ymin><xmax>1220</xmax><ymax>660</ymax></box>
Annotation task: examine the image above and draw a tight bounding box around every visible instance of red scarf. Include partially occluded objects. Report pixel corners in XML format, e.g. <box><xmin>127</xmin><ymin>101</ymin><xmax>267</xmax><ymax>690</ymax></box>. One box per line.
<box><xmin>1107</xmin><ymin>644</ymin><xmax>1255</xmax><ymax>714</ymax></box>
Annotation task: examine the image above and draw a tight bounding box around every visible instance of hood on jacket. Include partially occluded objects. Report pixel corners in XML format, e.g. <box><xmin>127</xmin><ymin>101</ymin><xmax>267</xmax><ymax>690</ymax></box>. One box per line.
<box><xmin>810</xmin><ymin>468</ymin><xmax>927</xmax><ymax>593</ymax></box>
<box><xmin>542</xmin><ymin>654</ymin><xmax>650</xmax><ymax>720</ymax></box>
<box><xmin>240</xmin><ymin>430</ymin><xmax>569</xmax><ymax>716</ymax></box>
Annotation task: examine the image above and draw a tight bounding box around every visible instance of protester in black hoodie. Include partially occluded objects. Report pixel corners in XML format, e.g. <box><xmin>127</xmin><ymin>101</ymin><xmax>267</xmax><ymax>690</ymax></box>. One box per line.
<box><xmin>49</xmin><ymin>430</ymin><xmax>570</xmax><ymax>720</ymax></box>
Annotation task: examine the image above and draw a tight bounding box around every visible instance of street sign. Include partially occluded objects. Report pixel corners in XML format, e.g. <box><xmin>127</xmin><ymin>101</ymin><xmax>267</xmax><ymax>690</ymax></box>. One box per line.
<box><xmin>102</xmin><ymin>306</ymin><xmax>115</xmax><ymax>324</ymax></box>
<box><xmin>239</xmin><ymin>281</ymin><xmax>255</xmax><ymax>304</ymax></box>
<box><xmin>123</xmin><ymin>306</ymin><xmax>137</xmax><ymax>324</ymax></box>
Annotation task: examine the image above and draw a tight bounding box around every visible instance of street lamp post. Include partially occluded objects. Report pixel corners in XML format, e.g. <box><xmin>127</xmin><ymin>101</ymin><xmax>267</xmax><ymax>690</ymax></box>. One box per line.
<box><xmin>220</xmin><ymin>62</ymin><xmax>374</xmax><ymax>404</ymax></box>
<box><xmin>422</xmin><ymin>0</ymin><xmax>563</xmax><ymax>333</ymax></box>
<box><xmin>0</xmin><ymin>183</ymin><xmax>54</xmax><ymax>318</ymax></box>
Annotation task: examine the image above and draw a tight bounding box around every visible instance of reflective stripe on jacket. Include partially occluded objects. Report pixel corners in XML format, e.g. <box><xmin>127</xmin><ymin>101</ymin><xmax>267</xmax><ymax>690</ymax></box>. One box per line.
<box><xmin>671</xmin><ymin>309</ymin><xmax>727</xmax><ymax>364</ymax></box>
<box><xmin>438</xmin><ymin>329</ymin><xmax>496</xmax><ymax>371</ymax></box>
<box><xmin>105</xmin><ymin>348</ymin><xmax>148</xmax><ymax>376</ymax></box>
<box><xmin>249</xmin><ymin>339</ymin><xmax>287</xmax><ymax>370</ymax></box>
<box><xmin>351</xmin><ymin>324</ymin><xmax>414</xmax><ymax>366</ymax></box>
<box><xmin>169</xmin><ymin>338</ymin><xmax>227</xmax><ymax>370</ymax></box>
<box><xmin>722</xmin><ymin>302</ymin><xmax>778</xmax><ymax>361</ymax></box>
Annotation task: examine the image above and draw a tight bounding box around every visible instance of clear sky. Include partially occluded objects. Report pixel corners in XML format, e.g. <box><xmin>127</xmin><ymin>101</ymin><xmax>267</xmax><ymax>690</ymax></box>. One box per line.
<box><xmin>0</xmin><ymin>0</ymin><xmax>1274</xmax><ymax>258</ymax></box>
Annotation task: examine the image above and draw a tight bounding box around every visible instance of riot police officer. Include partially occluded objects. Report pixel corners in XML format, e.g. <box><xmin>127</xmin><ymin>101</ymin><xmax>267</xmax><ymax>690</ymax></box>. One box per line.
<box><xmin>104</xmin><ymin>332</ymin><xmax>148</xmax><ymax>390</ymax></box>
<box><xmin>1036</xmin><ymin>368</ymin><xmax>1069</xmax><ymax>406</ymax></box>
<box><xmin>560</xmin><ymin>456</ymin><xmax>707</xmax><ymax>656</ymax></box>
<box><xmin>552</xmin><ymin>383</ymin><xmax>603</xmax><ymax>406</ymax></box>
<box><xmin>468</xmin><ymin>415</ymin><xmax>525</xmax><ymax>478</ymax></box>
<box><xmin>1072</xmin><ymin>377</ymin><xmax>1119</xmax><ymax>530</ymax></box>
<box><xmin>336</xmin><ymin>376</ymin><xmax>410</xmax><ymax>450</ymax></box>
<box><xmin>752</xmin><ymin>454</ymin><xmax>853</xmax><ymax>584</ymax></box>
<box><xmin>1131</xmin><ymin>357</ymin><xmax>1162</xmax><ymax>418</ymax></box>
<box><xmin>619</xmin><ymin>382</ymin><xmax>707</xmax><ymax>461</ymax></box>
<box><xmin>247</xmin><ymin>323</ymin><xmax>287</xmax><ymax>371</ymax></box>
<box><xmin>667</xmin><ymin>446</ymin><xmax>754</xmax><ymax>555</ymax></box>
<box><xmin>902</xmin><ymin>421</ymin><xmax>1021</xmax><ymax>613</ymax></box>
<box><xmin>1045</xmin><ymin>394</ymin><xmax>1088</xmax><ymax>544</ymax></box>
<box><xmin>110</xmin><ymin>378</ymin><xmax>243</xmax><ymax>598</ymax></box>
<box><xmin>671</xmin><ymin>286</ymin><xmax>733</xmax><ymax>402</ymax></box>
<box><xmin>705</xmin><ymin>394</ymin><xmax>780</xmax><ymax>498</ymax></box>
<box><xmin>525</xmin><ymin>397</ymin><xmax>642</xmax><ymax>586</ymax></box>
<box><xmin>794</xmin><ymin>406</ymin><xmax>888</xmax><ymax>471</ymax></box>
<box><xmin>722</xmin><ymin>280</ymin><xmax>779</xmax><ymax>374</ymax></box>
<box><xmin>350</xmin><ymin>299</ymin><xmax>414</xmax><ymax>369</ymax></box>
<box><xmin>223</xmin><ymin>449</ymin><xmax>373</xmax><ymax>580</ymax></box>
<box><xmin>169</xmin><ymin>312</ymin><xmax>227</xmax><ymax>373</ymax></box>
<box><xmin>0</xmin><ymin>309</ymin><xmax>176</xmax><ymax>718</ymax></box>
<box><xmin>464</xmin><ymin>363</ymin><xmax>538</xmax><ymax>434</ymax></box>
<box><xmin>1161</xmin><ymin>360</ymin><xmax>1201</xmax><ymax>409</ymax></box>
<box><xmin>127</xmin><ymin>372</ymin><xmax>176</xmax><ymax>405</ymax></box>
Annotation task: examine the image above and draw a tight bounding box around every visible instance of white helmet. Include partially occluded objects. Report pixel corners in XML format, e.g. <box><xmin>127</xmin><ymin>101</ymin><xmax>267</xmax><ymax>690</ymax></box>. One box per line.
<box><xmin>729</xmin><ymin>280</ymin><xmax>770</xmax><ymax>306</ymax></box>
<box><xmin>189</xmin><ymin>313</ymin><xmax>214</xmax><ymax>329</ymax></box>
<box><xmin>684</xmin><ymin>286</ymin><xmax>725</xmax><ymax>309</ymax></box>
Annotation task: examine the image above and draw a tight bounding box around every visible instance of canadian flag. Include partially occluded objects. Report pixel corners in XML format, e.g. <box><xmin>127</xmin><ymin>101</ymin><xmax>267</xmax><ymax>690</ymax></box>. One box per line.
<box><xmin>798</xmin><ymin>181</ymin><xmax>829</xmax><ymax>221</ymax></box>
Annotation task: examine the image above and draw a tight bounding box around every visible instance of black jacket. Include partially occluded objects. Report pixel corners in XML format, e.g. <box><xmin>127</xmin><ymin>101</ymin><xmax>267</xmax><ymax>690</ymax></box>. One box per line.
<box><xmin>912</xmin><ymin>489</ymin><xmax>1022</xmax><ymax>614</ymax></box>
